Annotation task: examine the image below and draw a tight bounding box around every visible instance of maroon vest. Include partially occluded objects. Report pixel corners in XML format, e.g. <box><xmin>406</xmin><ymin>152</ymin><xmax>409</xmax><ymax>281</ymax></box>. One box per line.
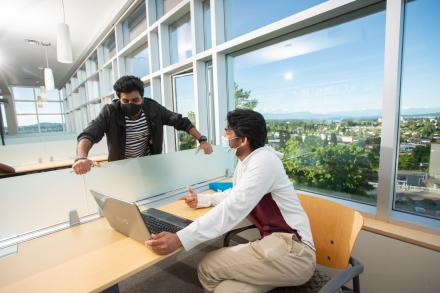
<box><xmin>248</xmin><ymin>193</ymin><xmax>301</xmax><ymax>240</ymax></box>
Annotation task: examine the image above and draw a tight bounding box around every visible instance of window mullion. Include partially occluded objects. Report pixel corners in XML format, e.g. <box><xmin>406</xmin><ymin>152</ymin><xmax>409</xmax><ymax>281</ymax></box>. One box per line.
<box><xmin>376</xmin><ymin>0</ymin><xmax>405</xmax><ymax>221</ymax></box>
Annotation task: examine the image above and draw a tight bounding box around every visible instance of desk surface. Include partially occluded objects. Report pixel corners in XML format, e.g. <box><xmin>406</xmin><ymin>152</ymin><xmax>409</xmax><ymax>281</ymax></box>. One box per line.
<box><xmin>0</xmin><ymin>197</ymin><xmax>212</xmax><ymax>293</ymax></box>
<box><xmin>0</xmin><ymin>155</ymin><xmax>108</xmax><ymax>177</ymax></box>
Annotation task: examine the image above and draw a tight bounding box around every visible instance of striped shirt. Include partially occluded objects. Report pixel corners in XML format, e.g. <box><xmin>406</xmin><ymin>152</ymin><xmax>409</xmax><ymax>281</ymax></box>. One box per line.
<box><xmin>124</xmin><ymin>111</ymin><xmax>152</xmax><ymax>159</ymax></box>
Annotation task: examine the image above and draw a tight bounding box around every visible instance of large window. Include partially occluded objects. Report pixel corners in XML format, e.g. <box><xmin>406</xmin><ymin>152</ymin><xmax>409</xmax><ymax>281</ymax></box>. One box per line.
<box><xmin>144</xmin><ymin>84</ymin><xmax>151</xmax><ymax>98</ymax></box>
<box><xmin>125</xmin><ymin>45</ymin><xmax>150</xmax><ymax>78</ymax></box>
<box><xmin>206</xmin><ymin>62</ymin><xmax>215</xmax><ymax>143</ymax></box>
<box><xmin>86</xmin><ymin>52</ymin><xmax>98</xmax><ymax>76</ymax></box>
<box><xmin>12</xmin><ymin>87</ymin><xmax>64</xmax><ymax>133</ymax></box>
<box><xmin>102</xmin><ymin>32</ymin><xmax>116</xmax><ymax>63</ymax></box>
<box><xmin>156</xmin><ymin>0</ymin><xmax>183</xmax><ymax>18</ymax></box>
<box><xmin>169</xmin><ymin>13</ymin><xmax>192</xmax><ymax>64</ymax></box>
<box><xmin>0</xmin><ymin>101</ymin><xmax>7</xmax><ymax>134</ymax></box>
<box><xmin>122</xmin><ymin>2</ymin><xmax>147</xmax><ymax>47</ymax></box>
<box><xmin>203</xmin><ymin>0</ymin><xmax>212</xmax><ymax>50</ymax></box>
<box><xmin>173</xmin><ymin>73</ymin><xmax>196</xmax><ymax>151</ymax></box>
<box><xmin>224</xmin><ymin>0</ymin><xmax>326</xmax><ymax>41</ymax></box>
<box><xmin>395</xmin><ymin>0</ymin><xmax>440</xmax><ymax>220</ymax></box>
<box><xmin>228</xmin><ymin>7</ymin><xmax>385</xmax><ymax>205</ymax></box>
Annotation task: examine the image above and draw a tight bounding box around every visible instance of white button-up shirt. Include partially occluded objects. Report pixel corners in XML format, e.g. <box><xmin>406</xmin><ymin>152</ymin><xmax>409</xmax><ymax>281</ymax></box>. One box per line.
<box><xmin>177</xmin><ymin>146</ymin><xmax>315</xmax><ymax>251</ymax></box>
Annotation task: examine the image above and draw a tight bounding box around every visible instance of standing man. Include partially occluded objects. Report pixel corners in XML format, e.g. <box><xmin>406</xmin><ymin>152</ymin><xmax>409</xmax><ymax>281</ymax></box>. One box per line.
<box><xmin>72</xmin><ymin>75</ymin><xmax>212</xmax><ymax>175</ymax></box>
<box><xmin>146</xmin><ymin>109</ymin><xmax>316</xmax><ymax>292</ymax></box>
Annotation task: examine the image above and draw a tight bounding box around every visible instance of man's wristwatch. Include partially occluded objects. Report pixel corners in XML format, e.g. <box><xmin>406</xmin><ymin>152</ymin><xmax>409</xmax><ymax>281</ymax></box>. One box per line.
<box><xmin>74</xmin><ymin>157</ymin><xmax>88</xmax><ymax>163</ymax></box>
<box><xmin>197</xmin><ymin>135</ymin><xmax>208</xmax><ymax>143</ymax></box>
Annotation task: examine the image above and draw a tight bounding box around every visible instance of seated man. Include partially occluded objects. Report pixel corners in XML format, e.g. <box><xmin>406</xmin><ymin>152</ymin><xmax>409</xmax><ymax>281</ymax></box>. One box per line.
<box><xmin>146</xmin><ymin>109</ymin><xmax>316</xmax><ymax>292</ymax></box>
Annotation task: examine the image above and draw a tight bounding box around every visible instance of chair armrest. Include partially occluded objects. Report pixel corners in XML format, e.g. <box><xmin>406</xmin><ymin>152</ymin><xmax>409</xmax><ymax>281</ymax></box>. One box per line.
<box><xmin>319</xmin><ymin>257</ymin><xmax>364</xmax><ymax>293</ymax></box>
<box><xmin>223</xmin><ymin>225</ymin><xmax>257</xmax><ymax>247</ymax></box>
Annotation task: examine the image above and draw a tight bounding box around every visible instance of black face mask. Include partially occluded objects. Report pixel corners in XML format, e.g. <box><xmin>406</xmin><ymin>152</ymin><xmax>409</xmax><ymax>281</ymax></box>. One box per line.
<box><xmin>121</xmin><ymin>102</ymin><xmax>142</xmax><ymax>117</ymax></box>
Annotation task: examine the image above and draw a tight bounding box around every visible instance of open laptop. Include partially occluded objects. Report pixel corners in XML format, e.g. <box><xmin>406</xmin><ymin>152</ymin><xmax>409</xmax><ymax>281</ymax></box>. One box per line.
<box><xmin>90</xmin><ymin>190</ymin><xmax>192</xmax><ymax>243</ymax></box>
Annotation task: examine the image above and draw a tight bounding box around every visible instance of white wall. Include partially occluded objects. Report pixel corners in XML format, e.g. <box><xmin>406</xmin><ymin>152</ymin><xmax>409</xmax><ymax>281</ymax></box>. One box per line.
<box><xmin>351</xmin><ymin>230</ymin><xmax>440</xmax><ymax>293</ymax></box>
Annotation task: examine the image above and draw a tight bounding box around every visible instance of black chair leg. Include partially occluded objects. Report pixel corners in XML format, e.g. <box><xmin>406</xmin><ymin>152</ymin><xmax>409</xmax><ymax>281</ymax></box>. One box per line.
<box><xmin>353</xmin><ymin>276</ymin><xmax>360</xmax><ymax>293</ymax></box>
<box><xmin>102</xmin><ymin>283</ymin><xmax>119</xmax><ymax>293</ymax></box>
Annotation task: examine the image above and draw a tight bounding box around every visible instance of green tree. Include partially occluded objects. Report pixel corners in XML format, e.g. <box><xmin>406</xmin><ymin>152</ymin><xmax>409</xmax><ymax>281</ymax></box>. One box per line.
<box><xmin>283</xmin><ymin>140</ymin><xmax>375</xmax><ymax>195</ymax></box>
<box><xmin>398</xmin><ymin>145</ymin><xmax>431</xmax><ymax>171</ymax></box>
<box><xmin>330</xmin><ymin>133</ymin><xmax>337</xmax><ymax>145</ymax></box>
<box><xmin>178</xmin><ymin>111</ymin><xmax>197</xmax><ymax>150</ymax></box>
<box><xmin>234</xmin><ymin>82</ymin><xmax>257</xmax><ymax>110</ymax></box>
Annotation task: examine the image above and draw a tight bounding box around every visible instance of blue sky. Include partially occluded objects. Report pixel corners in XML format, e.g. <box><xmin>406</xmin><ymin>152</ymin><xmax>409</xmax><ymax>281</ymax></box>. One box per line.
<box><xmin>400</xmin><ymin>0</ymin><xmax>440</xmax><ymax>112</ymax></box>
<box><xmin>231</xmin><ymin>0</ymin><xmax>439</xmax><ymax>117</ymax></box>
<box><xmin>174</xmin><ymin>74</ymin><xmax>195</xmax><ymax>117</ymax></box>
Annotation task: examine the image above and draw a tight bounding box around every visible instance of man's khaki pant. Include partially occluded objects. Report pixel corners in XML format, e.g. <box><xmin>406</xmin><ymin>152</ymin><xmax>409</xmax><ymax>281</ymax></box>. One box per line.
<box><xmin>198</xmin><ymin>233</ymin><xmax>316</xmax><ymax>293</ymax></box>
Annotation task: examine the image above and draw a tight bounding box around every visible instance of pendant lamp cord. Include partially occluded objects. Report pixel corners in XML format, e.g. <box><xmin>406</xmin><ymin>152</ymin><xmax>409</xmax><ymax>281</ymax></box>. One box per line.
<box><xmin>45</xmin><ymin>45</ymin><xmax>49</xmax><ymax>68</ymax></box>
<box><xmin>62</xmin><ymin>0</ymin><xmax>66</xmax><ymax>23</ymax></box>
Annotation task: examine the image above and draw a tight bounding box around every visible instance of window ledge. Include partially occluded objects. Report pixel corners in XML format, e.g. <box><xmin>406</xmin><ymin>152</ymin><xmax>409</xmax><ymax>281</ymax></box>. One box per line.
<box><xmin>361</xmin><ymin>214</ymin><xmax>440</xmax><ymax>252</ymax></box>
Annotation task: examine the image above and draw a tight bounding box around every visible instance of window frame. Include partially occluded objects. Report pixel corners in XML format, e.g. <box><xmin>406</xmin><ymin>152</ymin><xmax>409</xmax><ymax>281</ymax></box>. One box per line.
<box><xmin>12</xmin><ymin>86</ymin><xmax>64</xmax><ymax>134</ymax></box>
<box><xmin>223</xmin><ymin>0</ymin><xmax>439</xmax><ymax>230</ymax></box>
<box><xmin>171</xmin><ymin>71</ymin><xmax>196</xmax><ymax>151</ymax></box>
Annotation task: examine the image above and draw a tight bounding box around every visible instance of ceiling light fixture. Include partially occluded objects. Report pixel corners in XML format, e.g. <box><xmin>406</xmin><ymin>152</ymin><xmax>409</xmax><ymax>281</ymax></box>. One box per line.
<box><xmin>24</xmin><ymin>39</ymin><xmax>40</xmax><ymax>46</ymax></box>
<box><xmin>57</xmin><ymin>0</ymin><xmax>73</xmax><ymax>63</ymax></box>
<box><xmin>41</xmin><ymin>42</ymin><xmax>55</xmax><ymax>90</ymax></box>
<box><xmin>40</xmin><ymin>86</ymin><xmax>48</xmax><ymax>101</ymax></box>
<box><xmin>37</xmin><ymin>96</ymin><xmax>44</xmax><ymax>108</ymax></box>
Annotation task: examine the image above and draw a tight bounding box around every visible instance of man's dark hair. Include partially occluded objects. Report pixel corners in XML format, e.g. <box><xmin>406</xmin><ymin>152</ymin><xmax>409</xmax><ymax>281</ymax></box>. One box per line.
<box><xmin>227</xmin><ymin>109</ymin><xmax>267</xmax><ymax>151</ymax></box>
<box><xmin>113</xmin><ymin>75</ymin><xmax>144</xmax><ymax>98</ymax></box>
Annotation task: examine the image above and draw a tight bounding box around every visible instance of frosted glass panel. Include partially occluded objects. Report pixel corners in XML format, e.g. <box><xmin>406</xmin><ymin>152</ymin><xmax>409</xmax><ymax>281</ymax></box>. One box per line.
<box><xmin>0</xmin><ymin>136</ymin><xmax>108</xmax><ymax>166</ymax></box>
<box><xmin>0</xmin><ymin>141</ymin><xmax>46</xmax><ymax>165</ymax></box>
<box><xmin>0</xmin><ymin>169</ymin><xmax>89</xmax><ymax>241</ymax></box>
<box><xmin>0</xmin><ymin>146</ymin><xmax>232</xmax><ymax>243</ymax></box>
<box><xmin>84</xmin><ymin>146</ymin><xmax>234</xmax><ymax>208</ymax></box>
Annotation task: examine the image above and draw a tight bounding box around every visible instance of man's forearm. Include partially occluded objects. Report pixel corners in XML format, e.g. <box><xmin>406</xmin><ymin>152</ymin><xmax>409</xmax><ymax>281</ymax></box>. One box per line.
<box><xmin>77</xmin><ymin>138</ymin><xmax>93</xmax><ymax>158</ymax></box>
<box><xmin>188</xmin><ymin>127</ymin><xmax>203</xmax><ymax>140</ymax></box>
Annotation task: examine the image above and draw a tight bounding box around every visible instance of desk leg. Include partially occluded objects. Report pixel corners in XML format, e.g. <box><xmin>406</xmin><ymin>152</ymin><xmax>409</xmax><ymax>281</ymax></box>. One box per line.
<box><xmin>102</xmin><ymin>283</ymin><xmax>119</xmax><ymax>293</ymax></box>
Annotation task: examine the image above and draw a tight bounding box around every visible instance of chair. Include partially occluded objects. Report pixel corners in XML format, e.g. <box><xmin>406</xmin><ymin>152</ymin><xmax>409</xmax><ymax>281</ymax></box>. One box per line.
<box><xmin>223</xmin><ymin>194</ymin><xmax>364</xmax><ymax>293</ymax></box>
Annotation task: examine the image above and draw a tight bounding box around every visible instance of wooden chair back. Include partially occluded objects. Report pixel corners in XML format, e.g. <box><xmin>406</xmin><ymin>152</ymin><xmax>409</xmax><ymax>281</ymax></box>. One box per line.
<box><xmin>298</xmin><ymin>194</ymin><xmax>364</xmax><ymax>269</ymax></box>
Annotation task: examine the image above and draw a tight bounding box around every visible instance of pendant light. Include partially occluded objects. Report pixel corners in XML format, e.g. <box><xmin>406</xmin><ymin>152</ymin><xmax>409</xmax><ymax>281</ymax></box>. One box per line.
<box><xmin>57</xmin><ymin>0</ymin><xmax>73</xmax><ymax>63</ymax></box>
<box><xmin>42</xmin><ymin>42</ymin><xmax>55</xmax><ymax>90</ymax></box>
<box><xmin>37</xmin><ymin>96</ymin><xmax>44</xmax><ymax>108</ymax></box>
<box><xmin>40</xmin><ymin>86</ymin><xmax>48</xmax><ymax>101</ymax></box>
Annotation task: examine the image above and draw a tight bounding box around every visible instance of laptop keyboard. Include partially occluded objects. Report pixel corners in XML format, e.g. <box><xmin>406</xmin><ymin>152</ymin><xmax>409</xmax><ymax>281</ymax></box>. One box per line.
<box><xmin>141</xmin><ymin>213</ymin><xmax>182</xmax><ymax>234</ymax></box>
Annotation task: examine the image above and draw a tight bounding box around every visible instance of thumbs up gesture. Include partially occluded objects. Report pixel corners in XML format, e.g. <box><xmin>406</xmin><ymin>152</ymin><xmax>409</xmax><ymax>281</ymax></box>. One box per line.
<box><xmin>179</xmin><ymin>186</ymin><xmax>198</xmax><ymax>209</ymax></box>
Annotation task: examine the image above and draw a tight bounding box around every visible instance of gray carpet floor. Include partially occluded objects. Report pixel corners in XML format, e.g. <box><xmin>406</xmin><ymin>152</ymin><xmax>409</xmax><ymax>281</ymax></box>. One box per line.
<box><xmin>119</xmin><ymin>238</ymin><xmax>224</xmax><ymax>293</ymax></box>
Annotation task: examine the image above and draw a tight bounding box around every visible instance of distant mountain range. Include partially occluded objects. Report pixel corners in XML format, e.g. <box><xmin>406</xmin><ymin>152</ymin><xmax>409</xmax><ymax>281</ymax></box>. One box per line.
<box><xmin>263</xmin><ymin>108</ymin><xmax>440</xmax><ymax>120</ymax></box>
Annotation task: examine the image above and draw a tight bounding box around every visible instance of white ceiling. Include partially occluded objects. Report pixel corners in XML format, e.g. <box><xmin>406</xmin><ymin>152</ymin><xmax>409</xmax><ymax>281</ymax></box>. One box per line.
<box><xmin>0</xmin><ymin>0</ymin><xmax>133</xmax><ymax>95</ymax></box>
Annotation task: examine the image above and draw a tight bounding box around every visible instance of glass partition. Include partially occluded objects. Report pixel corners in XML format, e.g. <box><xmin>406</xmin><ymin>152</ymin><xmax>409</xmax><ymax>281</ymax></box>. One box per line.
<box><xmin>0</xmin><ymin>169</ymin><xmax>87</xmax><ymax>242</ymax></box>
<box><xmin>83</xmin><ymin>146</ymin><xmax>233</xmax><ymax>207</ymax></box>
<box><xmin>0</xmin><ymin>134</ymin><xmax>108</xmax><ymax>166</ymax></box>
<box><xmin>0</xmin><ymin>146</ymin><xmax>234</xmax><ymax>244</ymax></box>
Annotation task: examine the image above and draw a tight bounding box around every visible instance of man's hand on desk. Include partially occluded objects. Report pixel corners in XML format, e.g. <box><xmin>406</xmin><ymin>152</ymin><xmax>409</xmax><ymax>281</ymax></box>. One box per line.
<box><xmin>72</xmin><ymin>158</ymin><xmax>94</xmax><ymax>175</ymax></box>
<box><xmin>198</xmin><ymin>141</ymin><xmax>213</xmax><ymax>155</ymax></box>
<box><xmin>145</xmin><ymin>232</ymin><xmax>182</xmax><ymax>255</ymax></box>
<box><xmin>179</xmin><ymin>186</ymin><xmax>198</xmax><ymax>208</ymax></box>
